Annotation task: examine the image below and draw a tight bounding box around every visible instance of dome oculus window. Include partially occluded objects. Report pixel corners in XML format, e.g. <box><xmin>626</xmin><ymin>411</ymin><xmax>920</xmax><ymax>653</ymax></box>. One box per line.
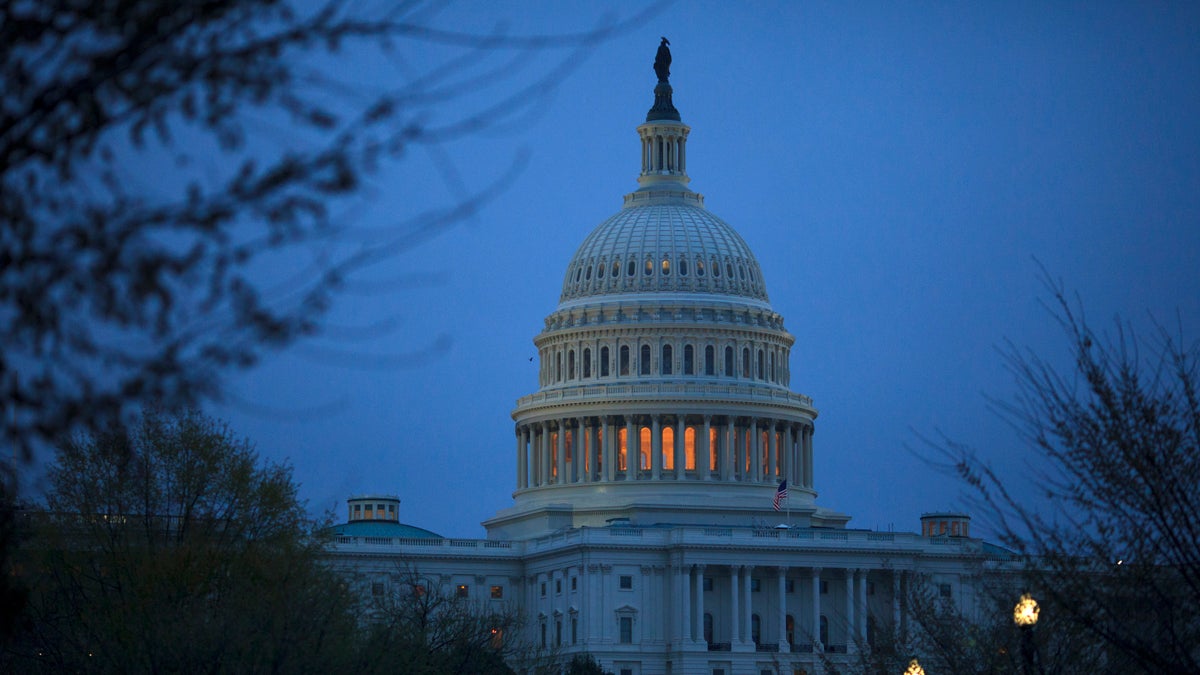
<box><xmin>661</xmin><ymin>258</ymin><xmax>670</xmax><ymax>275</ymax></box>
<box><xmin>613</xmin><ymin>261</ymin><xmax>622</xmax><ymax>278</ymax></box>
<box><xmin>627</xmin><ymin>260</ymin><xmax>636</xmax><ymax>277</ymax></box>
<box><xmin>597</xmin><ymin>262</ymin><xmax>604</xmax><ymax>279</ymax></box>
<box><xmin>679</xmin><ymin>259</ymin><xmax>688</xmax><ymax>276</ymax></box>
<box><xmin>712</xmin><ymin>259</ymin><xmax>720</xmax><ymax>277</ymax></box>
<box><xmin>644</xmin><ymin>259</ymin><xmax>654</xmax><ymax>276</ymax></box>
<box><xmin>726</xmin><ymin>263</ymin><xmax>734</xmax><ymax>278</ymax></box>
<box><xmin>739</xmin><ymin>264</ymin><xmax>746</xmax><ymax>280</ymax></box>
<box><xmin>696</xmin><ymin>260</ymin><xmax>705</xmax><ymax>277</ymax></box>
<box><xmin>585</xmin><ymin>266</ymin><xmax>592</xmax><ymax>280</ymax></box>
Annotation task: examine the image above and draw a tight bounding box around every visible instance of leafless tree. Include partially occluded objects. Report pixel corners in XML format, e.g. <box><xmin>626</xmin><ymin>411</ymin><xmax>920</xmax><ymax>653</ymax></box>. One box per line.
<box><xmin>0</xmin><ymin>0</ymin><xmax>661</xmax><ymax>468</ymax></box>
<box><xmin>942</xmin><ymin>273</ymin><xmax>1200</xmax><ymax>674</ymax></box>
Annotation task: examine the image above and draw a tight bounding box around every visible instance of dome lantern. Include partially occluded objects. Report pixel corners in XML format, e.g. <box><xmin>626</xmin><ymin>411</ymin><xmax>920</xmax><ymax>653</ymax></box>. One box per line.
<box><xmin>637</xmin><ymin>37</ymin><xmax>691</xmax><ymax>192</ymax></box>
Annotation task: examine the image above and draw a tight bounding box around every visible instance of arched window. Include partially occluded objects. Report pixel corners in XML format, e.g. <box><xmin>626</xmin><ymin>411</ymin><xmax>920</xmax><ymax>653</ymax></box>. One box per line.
<box><xmin>819</xmin><ymin>615</ymin><xmax>829</xmax><ymax>649</ymax></box>
<box><xmin>597</xmin><ymin>261</ymin><xmax>604</xmax><ymax>279</ymax></box>
<box><xmin>639</xmin><ymin>426</ymin><xmax>651</xmax><ymax>470</ymax></box>
<box><xmin>568</xmin><ymin>350</ymin><xmax>576</xmax><ymax>380</ymax></box>
<box><xmin>757</xmin><ymin>349</ymin><xmax>764</xmax><ymax>380</ymax></box>
<box><xmin>627</xmin><ymin>259</ymin><xmax>636</xmax><ymax>277</ymax></box>
<box><xmin>769</xmin><ymin>351</ymin><xmax>775</xmax><ymax>382</ymax></box>
<box><xmin>703</xmin><ymin>613</ymin><xmax>713</xmax><ymax>643</ymax></box>
<box><xmin>612</xmin><ymin>261</ymin><xmax>621</xmax><ymax>278</ymax></box>
<box><xmin>600</xmin><ymin>346</ymin><xmax>610</xmax><ymax>377</ymax></box>
<box><xmin>661</xmin><ymin>257</ymin><xmax>670</xmax><ymax>275</ymax></box>
<box><xmin>644</xmin><ymin>259</ymin><xmax>654</xmax><ymax>276</ymax></box>
<box><xmin>661</xmin><ymin>345</ymin><xmax>673</xmax><ymax>375</ymax></box>
<box><xmin>724</xmin><ymin>346</ymin><xmax>734</xmax><ymax>377</ymax></box>
<box><xmin>556</xmin><ymin>352</ymin><xmax>562</xmax><ymax>382</ymax></box>
<box><xmin>705</xmin><ymin>346</ymin><xmax>715</xmax><ymax>375</ymax></box>
<box><xmin>685</xmin><ymin>427</ymin><xmax>696</xmax><ymax>471</ymax></box>
<box><xmin>640</xmin><ymin>345</ymin><xmax>651</xmax><ymax>375</ymax></box>
<box><xmin>620</xmin><ymin>346</ymin><xmax>630</xmax><ymax>376</ymax></box>
<box><xmin>663</xmin><ymin>426</ymin><xmax>674</xmax><ymax>471</ymax></box>
<box><xmin>679</xmin><ymin>259</ymin><xmax>688</xmax><ymax>276</ymax></box>
<box><xmin>684</xmin><ymin>345</ymin><xmax>694</xmax><ymax>375</ymax></box>
<box><xmin>696</xmin><ymin>259</ymin><xmax>705</xmax><ymax>277</ymax></box>
<box><xmin>709</xmin><ymin>427</ymin><xmax>719</xmax><ymax>471</ymax></box>
<box><xmin>583</xmin><ymin>348</ymin><xmax>592</xmax><ymax>378</ymax></box>
<box><xmin>751</xmin><ymin>614</ymin><xmax>761</xmax><ymax>645</ymax></box>
<box><xmin>713</xmin><ymin>258</ymin><xmax>721</xmax><ymax>277</ymax></box>
<box><xmin>617</xmin><ymin>428</ymin><xmax>627</xmax><ymax>471</ymax></box>
<box><xmin>742</xmin><ymin>348</ymin><xmax>751</xmax><ymax>378</ymax></box>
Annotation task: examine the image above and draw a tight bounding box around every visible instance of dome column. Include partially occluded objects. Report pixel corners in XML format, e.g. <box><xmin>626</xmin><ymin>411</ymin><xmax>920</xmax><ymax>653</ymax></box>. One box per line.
<box><xmin>702</xmin><ymin>415</ymin><xmax>712</xmax><ymax>481</ymax></box>
<box><xmin>624</xmin><ymin>417</ymin><xmax>635</xmax><ymax>481</ymax></box>
<box><xmin>768</xmin><ymin>421</ymin><xmax>779</xmax><ymax>480</ymax></box>
<box><xmin>750</xmin><ymin>418</ymin><xmax>760</xmax><ymax>482</ymax></box>
<box><xmin>675</xmin><ymin>416</ymin><xmax>686</xmax><ymax>480</ymax></box>
<box><xmin>556</xmin><ymin>421</ymin><xmax>567</xmax><ymax>484</ymax></box>
<box><xmin>651</xmin><ymin>415</ymin><xmax>662</xmax><ymax>480</ymax></box>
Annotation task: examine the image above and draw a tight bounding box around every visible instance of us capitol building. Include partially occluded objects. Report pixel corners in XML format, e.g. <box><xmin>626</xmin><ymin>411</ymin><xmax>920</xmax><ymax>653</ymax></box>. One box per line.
<box><xmin>329</xmin><ymin>42</ymin><xmax>1000</xmax><ymax>675</ymax></box>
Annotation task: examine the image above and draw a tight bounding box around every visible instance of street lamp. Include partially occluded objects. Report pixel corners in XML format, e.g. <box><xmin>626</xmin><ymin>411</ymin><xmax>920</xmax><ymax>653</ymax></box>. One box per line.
<box><xmin>1013</xmin><ymin>593</ymin><xmax>1042</xmax><ymax>675</ymax></box>
<box><xmin>903</xmin><ymin>658</ymin><xmax>925</xmax><ymax>675</ymax></box>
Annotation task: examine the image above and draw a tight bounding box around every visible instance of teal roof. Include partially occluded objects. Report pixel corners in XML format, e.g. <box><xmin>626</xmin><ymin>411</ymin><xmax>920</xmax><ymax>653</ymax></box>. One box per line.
<box><xmin>331</xmin><ymin>520</ymin><xmax>442</xmax><ymax>539</ymax></box>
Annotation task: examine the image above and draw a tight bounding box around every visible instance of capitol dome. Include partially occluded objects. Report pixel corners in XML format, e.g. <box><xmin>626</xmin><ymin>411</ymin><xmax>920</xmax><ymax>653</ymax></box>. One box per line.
<box><xmin>559</xmin><ymin>201</ymin><xmax>770</xmax><ymax>306</ymax></box>
<box><xmin>486</xmin><ymin>44</ymin><xmax>847</xmax><ymax>539</ymax></box>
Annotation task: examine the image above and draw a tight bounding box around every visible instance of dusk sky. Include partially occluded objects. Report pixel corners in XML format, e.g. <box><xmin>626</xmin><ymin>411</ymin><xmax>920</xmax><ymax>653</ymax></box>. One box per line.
<box><xmin>214</xmin><ymin>1</ymin><xmax>1200</xmax><ymax>539</ymax></box>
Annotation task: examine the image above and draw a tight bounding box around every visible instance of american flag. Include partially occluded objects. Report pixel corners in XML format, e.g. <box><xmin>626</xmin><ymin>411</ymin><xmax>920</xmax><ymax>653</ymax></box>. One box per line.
<box><xmin>773</xmin><ymin>479</ymin><xmax>788</xmax><ymax>511</ymax></box>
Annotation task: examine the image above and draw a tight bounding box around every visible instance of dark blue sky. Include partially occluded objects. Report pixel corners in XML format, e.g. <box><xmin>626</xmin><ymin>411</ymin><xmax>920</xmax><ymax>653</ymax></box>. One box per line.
<box><xmin>216</xmin><ymin>1</ymin><xmax>1200</xmax><ymax>538</ymax></box>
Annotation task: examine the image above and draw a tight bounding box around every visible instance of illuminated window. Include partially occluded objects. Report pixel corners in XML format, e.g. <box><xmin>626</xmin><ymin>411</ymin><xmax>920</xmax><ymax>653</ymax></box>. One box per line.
<box><xmin>713</xmin><ymin>258</ymin><xmax>721</xmax><ymax>277</ymax></box>
<box><xmin>661</xmin><ymin>257</ymin><xmax>670</xmax><ymax>275</ymax></box>
<box><xmin>644</xmin><ymin>259</ymin><xmax>653</xmax><ymax>276</ymax></box>
<box><xmin>456</xmin><ymin>584</ymin><xmax>469</xmax><ymax>598</ymax></box>
<box><xmin>601</xmin><ymin>346</ymin><xmax>610</xmax><ymax>377</ymax></box>
<box><xmin>662</xmin><ymin>344</ymin><xmax>672</xmax><ymax>374</ymax></box>
<box><xmin>640</xmin><ymin>345</ymin><xmax>651</xmax><ymax>375</ymax></box>
<box><xmin>583</xmin><ymin>348</ymin><xmax>592</xmax><ymax>378</ymax></box>
<box><xmin>724</xmin><ymin>346</ymin><xmax>734</xmax><ymax>377</ymax></box>
<box><xmin>617</xmin><ymin>428</ymin><xmax>627</xmax><ymax>471</ymax></box>
<box><xmin>663</xmin><ymin>426</ymin><xmax>675</xmax><ymax>471</ymax></box>
<box><xmin>684</xmin><ymin>344</ymin><xmax>694</xmax><ymax>374</ymax></box>
<box><xmin>710</xmin><ymin>427</ymin><xmax>719</xmax><ymax>471</ymax></box>
<box><xmin>491</xmin><ymin>585</ymin><xmax>503</xmax><ymax>599</ymax></box>
<box><xmin>685</xmin><ymin>427</ymin><xmax>696</xmax><ymax>471</ymax></box>
<box><xmin>490</xmin><ymin>627</ymin><xmax>503</xmax><ymax>649</ymax></box>
<box><xmin>639</xmin><ymin>427</ymin><xmax>651</xmax><ymax>470</ymax></box>
<box><xmin>619</xmin><ymin>346</ymin><xmax>630</xmax><ymax>376</ymax></box>
<box><xmin>696</xmin><ymin>259</ymin><xmax>705</xmax><ymax>276</ymax></box>
<box><xmin>551</xmin><ymin>432</ymin><xmax>558</xmax><ymax>477</ymax></box>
